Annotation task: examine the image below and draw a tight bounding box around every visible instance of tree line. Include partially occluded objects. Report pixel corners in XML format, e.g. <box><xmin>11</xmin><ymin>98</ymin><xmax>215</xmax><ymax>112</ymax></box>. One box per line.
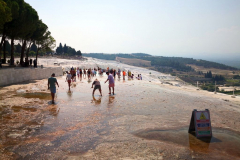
<box><xmin>2</xmin><ymin>41</ymin><xmax>48</xmax><ymax>58</ymax></box>
<box><xmin>55</xmin><ymin>43</ymin><xmax>82</xmax><ymax>57</ymax></box>
<box><xmin>0</xmin><ymin>0</ymin><xmax>55</xmax><ymax>66</ymax></box>
<box><xmin>205</xmin><ymin>71</ymin><xmax>225</xmax><ymax>82</ymax></box>
<box><xmin>83</xmin><ymin>53</ymin><xmax>238</xmax><ymax>72</ymax></box>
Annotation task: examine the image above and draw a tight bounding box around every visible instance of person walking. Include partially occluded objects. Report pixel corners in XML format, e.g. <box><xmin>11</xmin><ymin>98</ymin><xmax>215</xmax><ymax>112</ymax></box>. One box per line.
<box><xmin>87</xmin><ymin>69</ymin><xmax>91</xmax><ymax>80</ymax></box>
<box><xmin>77</xmin><ymin>68</ymin><xmax>80</xmax><ymax>79</ymax></box>
<box><xmin>48</xmin><ymin>73</ymin><xmax>59</xmax><ymax>104</ymax></box>
<box><xmin>83</xmin><ymin>69</ymin><xmax>86</xmax><ymax>78</ymax></box>
<box><xmin>66</xmin><ymin>71</ymin><xmax>72</xmax><ymax>90</ymax></box>
<box><xmin>105</xmin><ymin>72</ymin><xmax>115</xmax><ymax>95</ymax></box>
<box><xmin>123</xmin><ymin>70</ymin><xmax>126</xmax><ymax>80</ymax></box>
<box><xmin>79</xmin><ymin>68</ymin><xmax>83</xmax><ymax>81</ymax></box>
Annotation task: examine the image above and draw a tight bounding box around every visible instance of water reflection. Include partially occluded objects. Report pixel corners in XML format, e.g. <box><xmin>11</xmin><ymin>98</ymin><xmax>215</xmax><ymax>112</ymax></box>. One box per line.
<box><xmin>71</xmin><ymin>82</ymin><xmax>77</xmax><ymax>88</ymax></box>
<box><xmin>92</xmin><ymin>95</ymin><xmax>102</xmax><ymax>105</ymax></box>
<box><xmin>188</xmin><ymin>132</ymin><xmax>211</xmax><ymax>153</ymax></box>
<box><xmin>134</xmin><ymin>127</ymin><xmax>240</xmax><ymax>157</ymax></box>
<box><xmin>67</xmin><ymin>90</ymin><xmax>73</xmax><ymax>100</ymax></box>
<box><xmin>108</xmin><ymin>95</ymin><xmax>115</xmax><ymax>104</ymax></box>
<box><xmin>48</xmin><ymin>105</ymin><xmax>60</xmax><ymax>116</ymax></box>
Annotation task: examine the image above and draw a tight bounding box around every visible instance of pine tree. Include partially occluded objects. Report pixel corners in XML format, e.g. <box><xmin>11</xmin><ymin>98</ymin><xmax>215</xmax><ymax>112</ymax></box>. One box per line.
<box><xmin>59</xmin><ymin>43</ymin><xmax>63</xmax><ymax>53</ymax></box>
<box><xmin>63</xmin><ymin>44</ymin><xmax>68</xmax><ymax>53</ymax></box>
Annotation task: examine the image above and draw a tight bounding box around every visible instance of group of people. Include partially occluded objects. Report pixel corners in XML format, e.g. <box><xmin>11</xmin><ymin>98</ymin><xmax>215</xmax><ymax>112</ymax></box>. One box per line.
<box><xmin>48</xmin><ymin>69</ymin><xmax>116</xmax><ymax>104</ymax></box>
<box><xmin>91</xmin><ymin>71</ymin><xmax>115</xmax><ymax>96</ymax></box>
<box><xmin>66</xmin><ymin>67</ymin><xmax>99</xmax><ymax>81</ymax></box>
<box><xmin>48</xmin><ymin>67</ymin><xmax>143</xmax><ymax>104</ymax></box>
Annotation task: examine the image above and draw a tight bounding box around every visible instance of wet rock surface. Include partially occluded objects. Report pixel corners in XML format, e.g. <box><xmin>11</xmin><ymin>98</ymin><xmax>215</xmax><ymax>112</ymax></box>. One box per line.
<box><xmin>0</xmin><ymin>58</ymin><xmax>240</xmax><ymax>159</ymax></box>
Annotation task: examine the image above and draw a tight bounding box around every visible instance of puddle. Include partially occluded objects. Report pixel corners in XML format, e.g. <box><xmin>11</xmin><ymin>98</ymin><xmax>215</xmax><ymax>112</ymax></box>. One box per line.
<box><xmin>17</xmin><ymin>92</ymin><xmax>51</xmax><ymax>100</ymax></box>
<box><xmin>11</xmin><ymin>106</ymin><xmax>37</xmax><ymax>112</ymax></box>
<box><xmin>134</xmin><ymin>127</ymin><xmax>240</xmax><ymax>158</ymax></box>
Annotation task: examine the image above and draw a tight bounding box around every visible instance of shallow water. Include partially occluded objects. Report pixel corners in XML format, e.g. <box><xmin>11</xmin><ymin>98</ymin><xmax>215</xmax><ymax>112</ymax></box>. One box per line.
<box><xmin>38</xmin><ymin>57</ymin><xmax>177</xmax><ymax>82</ymax></box>
<box><xmin>134</xmin><ymin>127</ymin><xmax>240</xmax><ymax>158</ymax></box>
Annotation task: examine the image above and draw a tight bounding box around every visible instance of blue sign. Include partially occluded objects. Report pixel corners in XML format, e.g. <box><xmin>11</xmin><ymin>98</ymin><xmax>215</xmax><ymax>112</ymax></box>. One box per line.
<box><xmin>197</xmin><ymin>123</ymin><xmax>210</xmax><ymax>127</ymax></box>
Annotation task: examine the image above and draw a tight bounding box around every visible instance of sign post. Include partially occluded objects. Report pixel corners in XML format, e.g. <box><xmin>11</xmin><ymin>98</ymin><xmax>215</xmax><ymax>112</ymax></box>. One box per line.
<box><xmin>188</xmin><ymin>109</ymin><xmax>212</xmax><ymax>138</ymax></box>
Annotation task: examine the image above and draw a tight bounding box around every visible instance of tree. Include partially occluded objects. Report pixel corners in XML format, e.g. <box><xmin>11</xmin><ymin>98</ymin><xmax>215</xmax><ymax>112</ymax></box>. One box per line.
<box><xmin>56</xmin><ymin>43</ymin><xmax>63</xmax><ymax>54</ymax></box>
<box><xmin>205</xmin><ymin>71</ymin><xmax>212</xmax><ymax>78</ymax></box>
<box><xmin>2</xmin><ymin>39</ymin><xmax>11</xmax><ymax>61</ymax></box>
<box><xmin>76</xmin><ymin>50</ymin><xmax>82</xmax><ymax>57</ymax></box>
<box><xmin>30</xmin><ymin>20</ymin><xmax>48</xmax><ymax>66</ymax></box>
<box><xmin>15</xmin><ymin>43</ymin><xmax>21</xmax><ymax>53</ymax></box>
<box><xmin>0</xmin><ymin>0</ymin><xmax>12</xmax><ymax>56</ymax></box>
<box><xmin>59</xmin><ymin>43</ymin><xmax>63</xmax><ymax>54</ymax></box>
<box><xmin>0</xmin><ymin>0</ymin><xmax>12</xmax><ymax>29</ymax></box>
<box><xmin>63</xmin><ymin>44</ymin><xmax>68</xmax><ymax>53</ymax></box>
<box><xmin>30</xmin><ymin>42</ymin><xmax>37</xmax><ymax>52</ymax></box>
<box><xmin>19</xmin><ymin>2</ymin><xmax>39</xmax><ymax>65</ymax></box>
<box><xmin>0</xmin><ymin>0</ymin><xmax>20</xmax><ymax>63</ymax></box>
<box><xmin>4</xmin><ymin>0</ymin><xmax>25</xmax><ymax>65</ymax></box>
<box><xmin>35</xmin><ymin>30</ymin><xmax>56</xmax><ymax>65</ymax></box>
<box><xmin>29</xmin><ymin>50</ymin><xmax>35</xmax><ymax>57</ymax></box>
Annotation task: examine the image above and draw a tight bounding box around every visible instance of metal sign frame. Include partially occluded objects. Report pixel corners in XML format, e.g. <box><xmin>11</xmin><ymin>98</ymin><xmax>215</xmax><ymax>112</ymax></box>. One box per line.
<box><xmin>188</xmin><ymin>109</ymin><xmax>212</xmax><ymax>138</ymax></box>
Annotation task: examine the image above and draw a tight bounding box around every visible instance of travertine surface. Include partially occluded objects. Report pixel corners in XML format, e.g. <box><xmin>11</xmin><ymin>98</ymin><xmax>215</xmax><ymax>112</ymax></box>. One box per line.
<box><xmin>0</xmin><ymin>58</ymin><xmax>240</xmax><ymax>160</ymax></box>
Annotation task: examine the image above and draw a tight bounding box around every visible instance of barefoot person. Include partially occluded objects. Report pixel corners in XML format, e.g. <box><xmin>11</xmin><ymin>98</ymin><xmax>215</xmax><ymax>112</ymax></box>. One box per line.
<box><xmin>122</xmin><ymin>70</ymin><xmax>126</xmax><ymax>80</ymax></box>
<box><xmin>105</xmin><ymin>72</ymin><xmax>115</xmax><ymax>95</ymax></box>
<box><xmin>66</xmin><ymin>71</ymin><xmax>72</xmax><ymax>90</ymax></box>
<box><xmin>91</xmin><ymin>78</ymin><xmax>102</xmax><ymax>96</ymax></box>
<box><xmin>48</xmin><ymin>73</ymin><xmax>59</xmax><ymax>104</ymax></box>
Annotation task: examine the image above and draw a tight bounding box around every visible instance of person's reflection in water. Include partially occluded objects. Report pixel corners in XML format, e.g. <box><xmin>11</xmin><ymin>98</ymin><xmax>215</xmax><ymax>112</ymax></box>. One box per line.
<box><xmin>108</xmin><ymin>95</ymin><xmax>115</xmax><ymax>104</ymax></box>
<box><xmin>49</xmin><ymin>105</ymin><xmax>60</xmax><ymax>116</ymax></box>
<box><xmin>72</xmin><ymin>82</ymin><xmax>77</xmax><ymax>88</ymax></box>
<box><xmin>92</xmin><ymin>95</ymin><xmax>102</xmax><ymax>105</ymax></box>
<box><xmin>67</xmin><ymin>90</ymin><xmax>73</xmax><ymax>100</ymax></box>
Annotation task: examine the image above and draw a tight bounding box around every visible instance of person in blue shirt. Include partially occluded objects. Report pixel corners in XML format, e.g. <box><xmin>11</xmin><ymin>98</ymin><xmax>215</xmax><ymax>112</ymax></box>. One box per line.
<box><xmin>48</xmin><ymin>73</ymin><xmax>59</xmax><ymax>104</ymax></box>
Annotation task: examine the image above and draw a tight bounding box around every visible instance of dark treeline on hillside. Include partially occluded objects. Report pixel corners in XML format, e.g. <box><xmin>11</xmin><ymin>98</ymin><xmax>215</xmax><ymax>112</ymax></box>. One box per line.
<box><xmin>2</xmin><ymin>40</ymin><xmax>50</xmax><ymax>58</ymax></box>
<box><xmin>55</xmin><ymin>43</ymin><xmax>81</xmax><ymax>57</ymax></box>
<box><xmin>83</xmin><ymin>53</ymin><xmax>238</xmax><ymax>71</ymax></box>
<box><xmin>0</xmin><ymin>0</ymin><xmax>55</xmax><ymax>66</ymax></box>
<box><xmin>83</xmin><ymin>53</ymin><xmax>150</xmax><ymax>60</ymax></box>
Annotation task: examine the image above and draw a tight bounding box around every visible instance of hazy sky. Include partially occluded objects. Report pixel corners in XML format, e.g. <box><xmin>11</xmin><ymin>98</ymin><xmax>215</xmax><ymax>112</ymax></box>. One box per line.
<box><xmin>25</xmin><ymin>0</ymin><xmax>240</xmax><ymax>60</ymax></box>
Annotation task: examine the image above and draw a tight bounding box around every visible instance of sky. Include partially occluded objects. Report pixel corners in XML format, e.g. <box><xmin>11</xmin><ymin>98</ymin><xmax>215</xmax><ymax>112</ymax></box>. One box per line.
<box><xmin>25</xmin><ymin>0</ymin><xmax>240</xmax><ymax>60</ymax></box>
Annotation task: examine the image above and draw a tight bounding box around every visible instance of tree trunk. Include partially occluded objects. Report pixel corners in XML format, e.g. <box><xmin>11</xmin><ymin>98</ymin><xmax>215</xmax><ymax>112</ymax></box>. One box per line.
<box><xmin>10</xmin><ymin>37</ymin><xmax>15</xmax><ymax>66</ymax></box>
<box><xmin>3</xmin><ymin>39</ymin><xmax>6</xmax><ymax>63</ymax></box>
<box><xmin>0</xmin><ymin>36</ymin><xmax>5</xmax><ymax>53</ymax></box>
<box><xmin>20</xmin><ymin>39</ymin><xmax>27</xmax><ymax>65</ymax></box>
<box><xmin>0</xmin><ymin>36</ymin><xmax>4</xmax><ymax>51</ymax></box>
<box><xmin>0</xmin><ymin>25</ymin><xmax>6</xmax><ymax>53</ymax></box>
<box><xmin>35</xmin><ymin>47</ymin><xmax>40</xmax><ymax>67</ymax></box>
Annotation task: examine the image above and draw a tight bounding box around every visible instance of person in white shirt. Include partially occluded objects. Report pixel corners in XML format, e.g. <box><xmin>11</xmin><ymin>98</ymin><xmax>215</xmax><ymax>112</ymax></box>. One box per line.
<box><xmin>66</xmin><ymin>71</ymin><xmax>72</xmax><ymax>90</ymax></box>
<box><xmin>77</xmin><ymin>68</ymin><xmax>80</xmax><ymax>79</ymax></box>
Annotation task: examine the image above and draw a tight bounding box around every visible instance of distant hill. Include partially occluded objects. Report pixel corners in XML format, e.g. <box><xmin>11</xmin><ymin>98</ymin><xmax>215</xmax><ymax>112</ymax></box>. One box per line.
<box><xmin>116</xmin><ymin>57</ymin><xmax>151</xmax><ymax>67</ymax></box>
<box><xmin>82</xmin><ymin>53</ymin><xmax>239</xmax><ymax>72</ymax></box>
<box><xmin>131</xmin><ymin>53</ymin><xmax>151</xmax><ymax>57</ymax></box>
<box><xmin>208</xmin><ymin>60</ymin><xmax>240</xmax><ymax>69</ymax></box>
